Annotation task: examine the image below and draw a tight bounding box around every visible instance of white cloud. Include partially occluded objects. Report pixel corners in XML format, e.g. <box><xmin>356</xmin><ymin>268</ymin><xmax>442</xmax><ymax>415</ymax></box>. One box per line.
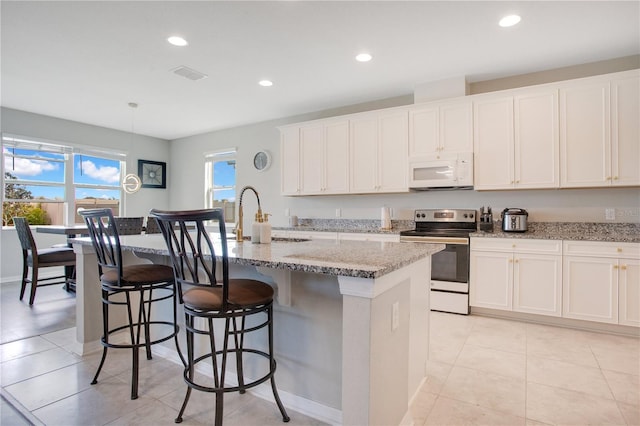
<box><xmin>3</xmin><ymin>154</ymin><xmax>59</xmax><ymax>176</ymax></box>
<box><xmin>79</xmin><ymin>160</ymin><xmax>120</xmax><ymax>184</ymax></box>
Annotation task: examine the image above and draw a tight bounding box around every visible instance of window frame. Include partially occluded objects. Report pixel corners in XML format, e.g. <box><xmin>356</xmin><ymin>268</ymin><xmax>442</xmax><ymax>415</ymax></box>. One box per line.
<box><xmin>204</xmin><ymin>148</ymin><xmax>237</xmax><ymax>225</ymax></box>
<box><xmin>2</xmin><ymin>134</ymin><xmax>127</xmax><ymax>225</ymax></box>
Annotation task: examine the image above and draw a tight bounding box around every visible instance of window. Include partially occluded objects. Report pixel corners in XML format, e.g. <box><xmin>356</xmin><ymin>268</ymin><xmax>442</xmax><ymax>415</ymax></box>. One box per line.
<box><xmin>2</xmin><ymin>135</ymin><xmax>125</xmax><ymax>226</ymax></box>
<box><xmin>205</xmin><ymin>149</ymin><xmax>236</xmax><ymax>224</ymax></box>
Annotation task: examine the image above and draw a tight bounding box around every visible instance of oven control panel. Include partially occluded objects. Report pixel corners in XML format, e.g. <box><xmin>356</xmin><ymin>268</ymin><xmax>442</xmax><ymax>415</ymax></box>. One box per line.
<box><xmin>414</xmin><ymin>209</ymin><xmax>476</xmax><ymax>222</ymax></box>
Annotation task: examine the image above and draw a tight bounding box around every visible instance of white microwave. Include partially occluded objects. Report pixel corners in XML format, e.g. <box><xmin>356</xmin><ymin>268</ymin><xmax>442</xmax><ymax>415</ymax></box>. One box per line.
<box><xmin>408</xmin><ymin>152</ymin><xmax>473</xmax><ymax>190</ymax></box>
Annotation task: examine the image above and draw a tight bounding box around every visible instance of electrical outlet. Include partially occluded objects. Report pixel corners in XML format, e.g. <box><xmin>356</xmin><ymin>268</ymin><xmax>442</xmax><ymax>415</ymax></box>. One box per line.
<box><xmin>336</xmin><ymin>208</ymin><xmax>341</xmax><ymax>218</ymax></box>
<box><xmin>391</xmin><ymin>302</ymin><xmax>399</xmax><ymax>331</ymax></box>
<box><xmin>605</xmin><ymin>208</ymin><xmax>616</xmax><ymax>221</ymax></box>
<box><xmin>284</xmin><ymin>208</ymin><xmax>290</xmax><ymax>217</ymax></box>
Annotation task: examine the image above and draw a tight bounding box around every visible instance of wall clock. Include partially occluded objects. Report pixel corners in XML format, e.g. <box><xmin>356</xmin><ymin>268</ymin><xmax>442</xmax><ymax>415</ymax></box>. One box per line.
<box><xmin>138</xmin><ymin>160</ymin><xmax>166</xmax><ymax>188</ymax></box>
<box><xmin>253</xmin><ymin>150</ymin><xmax>272</xmax><ymax>172</ymax></box>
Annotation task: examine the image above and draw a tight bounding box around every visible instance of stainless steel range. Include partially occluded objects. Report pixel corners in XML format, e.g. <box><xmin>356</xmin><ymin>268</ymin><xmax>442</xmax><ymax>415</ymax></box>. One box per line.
<box><xmin>400</xmin><ymin>209</ymin><xmax>476</xmax><ymax>315</ymax></box>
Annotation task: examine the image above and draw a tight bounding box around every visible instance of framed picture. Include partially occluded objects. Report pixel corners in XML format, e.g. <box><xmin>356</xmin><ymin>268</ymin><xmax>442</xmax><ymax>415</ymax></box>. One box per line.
<box><xmin>138</xmin><ymin>160</ymin><xmax>166</xmax><ymax>188</ymax></box>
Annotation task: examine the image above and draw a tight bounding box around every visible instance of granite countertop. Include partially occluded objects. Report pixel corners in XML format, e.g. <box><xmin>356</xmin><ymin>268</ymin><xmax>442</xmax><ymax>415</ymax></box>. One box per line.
<box><xmin>471</xmin><ymin>222</ymin><xmax>640</xmax><ymax>243</ymax></box>
<box><xmin>71</xmin><ymin>235</ymin><xmax>443</xmax><ymax>279</ymax></box>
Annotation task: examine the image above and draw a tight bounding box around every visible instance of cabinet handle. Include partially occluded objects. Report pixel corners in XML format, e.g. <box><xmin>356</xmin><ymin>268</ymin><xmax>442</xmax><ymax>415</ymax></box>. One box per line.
<box><xmin>514</xmin><ymin>259</ymin><xmax>519</xmax><ymax>263</ymax></box>
<box><xmin>614</xmin><ymin>176</ymin><xmax>619</xmax><ymax>180</ymax></box>
<box><xmin>512</xmin><ymin>244</ymin><xmax>516</xmax><ymax>248</ymax></box>
<box><xmin>606</xmin><ymin>176</ymin><xmax>612</xmax><ymax>181</ymax></box>
<box><xmin>617</xmin><ymin>248</ymin><xmax>623</xmax><ymax>253</ymax></box>
<box><xmin>621</xmin><ymin>265</ymin><xmax>627</xmax><ymax>270</ymax></box>
<box><xmin>509</xmin><ymin>259</ymin><xmax>513</xmax><ymax>263</ymax></box>
<box><xmin>613</xmin><ymin>265</ymin><xmax>619</xmax><ymax>270</ymax></box>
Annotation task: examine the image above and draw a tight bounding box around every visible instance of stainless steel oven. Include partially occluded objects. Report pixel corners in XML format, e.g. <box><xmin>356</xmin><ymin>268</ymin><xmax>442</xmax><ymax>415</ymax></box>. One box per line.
<box><xmin>400</xmin><ymin>209</ymin><xmax>476</xmax><ymax>315</ymax></box>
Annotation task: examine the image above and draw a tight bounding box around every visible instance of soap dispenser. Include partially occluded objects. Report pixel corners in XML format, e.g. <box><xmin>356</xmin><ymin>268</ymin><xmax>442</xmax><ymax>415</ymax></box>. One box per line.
<box><xmin>260</xmin><ymin>213</ymin><xmax>272</xmax><ymax>244</ymax></box>
<box><xmin>251</xmin><ymin>212</ymin><xmax>262</xmax><ymax>243</ymax></box>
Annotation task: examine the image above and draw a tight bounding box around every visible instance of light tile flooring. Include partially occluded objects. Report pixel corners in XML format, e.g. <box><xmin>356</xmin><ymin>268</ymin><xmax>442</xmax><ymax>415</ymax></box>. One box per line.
<box><xmin>1</xmin><ymin>281</ymin><xmax>639</xmax><ymax>425</ymax></box>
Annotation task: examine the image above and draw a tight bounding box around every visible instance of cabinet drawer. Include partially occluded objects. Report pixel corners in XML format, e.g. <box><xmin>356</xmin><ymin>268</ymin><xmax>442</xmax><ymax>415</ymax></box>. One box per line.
<box><xmin>563</xmin><ymin>241</ymin><xmax>640</xmax><ymax>259</ymax></box>
<box><xmin>471</xmin><ymin>237</ymin><xmax>561</xmax><ymax>254</ymax></box>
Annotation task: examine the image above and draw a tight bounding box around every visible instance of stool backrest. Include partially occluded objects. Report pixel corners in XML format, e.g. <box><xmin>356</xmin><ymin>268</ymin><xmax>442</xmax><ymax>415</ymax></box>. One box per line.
<box><xmin>79</xmin><ymin>208</ymin><xmax>124</xmax><ymax>282</ymax></box>
<box><xmin>13</xmin><ymin>217</ymin><xmax>36</xmax><ymax>253</ymax></box>
<box><xmin>113</xmin><ymin>216</ymin><xmax>144</xmax><ymax>235</ymax></box>
<box><xmin>149</xmin><ymin>208</ymin><xmax>229</xmax><ymax>309</ymax></box>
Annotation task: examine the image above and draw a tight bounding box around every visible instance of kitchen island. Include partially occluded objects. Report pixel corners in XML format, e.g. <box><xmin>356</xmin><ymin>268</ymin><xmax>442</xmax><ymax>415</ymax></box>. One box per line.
<box><xmin>71</xmin><ymin>234</ymin><xmax>443</xmax><ymax>426</ymax></box>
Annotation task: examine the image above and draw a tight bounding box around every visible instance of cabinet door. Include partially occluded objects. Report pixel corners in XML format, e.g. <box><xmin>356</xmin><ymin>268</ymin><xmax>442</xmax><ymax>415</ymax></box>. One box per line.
<box><xmin>560</xmin><ymin>80</ymin><xmax>611</xmax><ymax>187</ymax></box>
<box><xmin>440</xmin><ymin>101</ymin><xmax>473</xmax><ymax>153</ymax></box>
<box><xmin>324</xmin><ymin>120</ymin><xmax>350</xmax><ymax>194</ymax></box>
<box><xmin>513</xmin><ymin>253</ymin><xmax>562</xmax><ymax>316</ymax></box>
<box><xmin>300</xmin><ymin>125</ymin><xmax>324</xmax><ymax>194</ymax></box>
<box><xmin>619</xmin><ymin>259</ymin><xmax>640</xmax><ymax>327</ymax></box>
<box><xmin>350</xmin><ymin>116</ymin><xmax>378</xmax><ymax>193</ymax></box>
<box><xmin>409</xmin><ymin>106</ymin><xmax>438</xmax><ymax>157</ymax></box>
<box><xmin>473</xmin><ymin>97</ymin><xmax>514</xmax><ymax>190</ymax></box>
<box><xmin>281</xmin><ymin>127</ymin><xmax>300</xmax><ymax>195</ymax></box>
<box><xmin>378</xmin><ymin>111</ymin><xmax>408</xmax><ymax>193</ymax></box>
<box><xmin>563</xmin><ymin>256</ymin><xmax>618</xmax><ymax>324</ymax></box>
<box><xmin>515</xmin><ymin>90</ymin><xmax>559</xmax><ymax>188</ymax></box>
<box><xmin>611</xmin><ymin>74</ymin><xmax>640</xmax><ymax>186</ymax></box>
<box><xmin>470</xmin><ymin>251</ymin><xmax>513</xmax><ymax>310</ymax></box>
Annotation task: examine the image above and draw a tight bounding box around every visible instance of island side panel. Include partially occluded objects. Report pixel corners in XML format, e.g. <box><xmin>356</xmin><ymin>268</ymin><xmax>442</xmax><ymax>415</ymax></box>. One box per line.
<box><xmin>339</xmin><ymin>257</ymin><xmax>431</xmax><ymax>426</ymax></box>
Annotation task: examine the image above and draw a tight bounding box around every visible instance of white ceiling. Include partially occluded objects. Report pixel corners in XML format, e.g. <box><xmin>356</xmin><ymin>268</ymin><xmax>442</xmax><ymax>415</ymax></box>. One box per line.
<box><xmin>1</xmin><ymin>1</ymin><xmax>639</xmax><ymax>140</ymax></box>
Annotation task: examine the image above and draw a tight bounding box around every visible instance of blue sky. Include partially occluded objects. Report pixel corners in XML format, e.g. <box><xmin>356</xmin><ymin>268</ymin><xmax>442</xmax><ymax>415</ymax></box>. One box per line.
<box><xmin>4</xmin><ymin>148</ymin><xmax>121</xmax><ymax>200</ymax></box>
<box><xmin>213</xmin><ymin>160</ymin><xmax>236</xmax><ymax>202</ymax></box>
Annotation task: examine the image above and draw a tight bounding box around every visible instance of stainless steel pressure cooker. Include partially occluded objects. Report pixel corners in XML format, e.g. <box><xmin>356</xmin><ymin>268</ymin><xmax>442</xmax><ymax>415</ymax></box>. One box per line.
<box><xmin>501</xmin><ymin>208</ymin><xmax>528</xmax><ymax>232</ymax></box>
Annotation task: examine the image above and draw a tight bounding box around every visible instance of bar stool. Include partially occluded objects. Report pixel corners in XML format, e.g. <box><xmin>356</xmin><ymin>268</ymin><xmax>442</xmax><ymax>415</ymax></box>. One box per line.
<box><xmin>149</xmin><ymin>208</ymin><xmax>290</xmax><ymax>425</ymax></box>
<box><xmin>79</xmin><ymin>208</ymin><xmax>183</xmax><ymax>400</ymax></box>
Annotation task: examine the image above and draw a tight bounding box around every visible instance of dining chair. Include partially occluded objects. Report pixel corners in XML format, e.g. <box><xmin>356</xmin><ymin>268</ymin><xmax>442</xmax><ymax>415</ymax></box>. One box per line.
<box><xmin>113</xmin><ymin>216</ymin><xmax>144</xmax><ymax>235</ymax></box>
<box><xmin>149</xmin><ymin>208</ymin><xmax>290</xmax><ymax>425</ymax></box>
<box><xmin>78</xmin><ymin>208</ymin><xmax>183</xmax><ymax>400</ymax></box>
<box><xmin>144</xmin><ymin>216</ymin><xmax>161</xmax><ymax>234</ymax></box>
<box><xmin>13</xmin><ymin>217</ymin><xmax>76</xmax><ymax>305</ymax></box>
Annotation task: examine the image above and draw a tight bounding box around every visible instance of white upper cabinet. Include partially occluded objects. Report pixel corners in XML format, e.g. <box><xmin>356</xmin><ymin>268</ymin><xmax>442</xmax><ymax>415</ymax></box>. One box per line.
<box><xmin>409</xmin><ymin>100</ymin><xmax>472</xmax><ymax>158</ymax></box>
<box><xmin>611</xmin><ymin>74</ymin><xmax>640</xmax><ymax>186</ymax></box>
<box><xmin>280</xmin><ymin>126</ymin><xmax>301</xmax><ymax>195</ymax></box>
<box><xmin>300</xmin><ymin>120</ymin><xmax>349</xmax><ymax>195</ymax></box>
<box><xmin>281</xmin><ymin>119</ymin><xmax>349</xmax><ymax>196</ymax></box>
<box><xmin>350</xmin><ymin>110</ymin><xmax>409</xmax><ymax>194</ymax></box>
<box><xmin>560</xmin><ymin>70</ymin><xmax>640</xmax><ymax>188</ymax></box>
<box><xmin>473</xmin><ymin>96</ymin><xmax>514</xmax><ymax>190</ymax></box>
<box><xmin>473</xmin><ymin>88</ymin><xmax>559</xmax><ymax>190</ymax></box>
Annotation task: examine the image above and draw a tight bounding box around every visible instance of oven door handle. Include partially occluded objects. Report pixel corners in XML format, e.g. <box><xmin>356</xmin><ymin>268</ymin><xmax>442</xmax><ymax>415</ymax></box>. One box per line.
<box><xmin>400</xmin><ymin>236</ymin><xmax>469</xmax><ymax>245</ymax></box>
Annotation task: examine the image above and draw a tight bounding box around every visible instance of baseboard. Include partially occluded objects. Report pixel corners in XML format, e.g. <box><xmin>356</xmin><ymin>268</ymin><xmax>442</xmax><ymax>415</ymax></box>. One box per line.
<box><xmin>470</xmin><ymin>307</ymin><xmax>640</xmax><ymax>337</ymax></box>
<box><xmin>151</xmin><ymin>344</ymin><xmax>343</xmax><ymax>425</ymax></box>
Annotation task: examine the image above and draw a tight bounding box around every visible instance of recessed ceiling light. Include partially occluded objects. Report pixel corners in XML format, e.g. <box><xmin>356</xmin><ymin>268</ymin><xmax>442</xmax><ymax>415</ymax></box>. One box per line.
<box><xmin>167</xmin><ymin>36</ymin><xmax>188</xmax><ymax>47</ymax></box>
<box><xmin>355</xmin><ymin>53</ymin><xmax>372</xmax><ymax>62</ymax></box>
<box><xmin>258</xmin><ymin>80</ymin><xmax>273</xmax><ymax>87</ymax></box>
<box><xmin>499</xmin><ymin>15</ymin><xmax>521</xmax><ymax>27</ymax></box>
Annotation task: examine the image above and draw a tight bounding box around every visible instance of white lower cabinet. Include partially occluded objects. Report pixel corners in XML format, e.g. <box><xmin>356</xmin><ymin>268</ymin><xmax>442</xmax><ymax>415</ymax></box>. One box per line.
<box><xmin>470</xmin><ymin>238</ymin><xmax>562</xmax><ymax>316</ymax></box>
<box><xmin>563</xmin><ymin>241</ymin><xmax>640</xmax><ymax>326</ymax></box>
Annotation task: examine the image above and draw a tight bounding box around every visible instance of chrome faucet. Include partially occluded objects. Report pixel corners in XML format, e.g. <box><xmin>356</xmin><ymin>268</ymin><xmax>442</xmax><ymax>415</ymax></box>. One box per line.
<box><xmin>236</xmin><ymin>185</ymin><xmax>262</xmax><ymax>242</ymax></box>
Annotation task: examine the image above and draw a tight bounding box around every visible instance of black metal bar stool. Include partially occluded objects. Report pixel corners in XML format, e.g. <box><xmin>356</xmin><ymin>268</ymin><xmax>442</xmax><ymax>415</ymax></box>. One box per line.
<box><xmin>149</xmin><ymin>208</ymin><xmax>290</xmax><ymax>425</ymax></box>
<box><xmin>79</xmin><ymin>208</ymin><xmax>183</xmax><ymax>400</ymax></box>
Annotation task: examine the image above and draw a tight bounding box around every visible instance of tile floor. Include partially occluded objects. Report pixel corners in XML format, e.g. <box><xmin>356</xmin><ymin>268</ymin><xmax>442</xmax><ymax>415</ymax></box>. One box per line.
<box><xmin>1</xmin><ymin>280</ymin><xmax>639</xmax><ymax>425</ymax></box>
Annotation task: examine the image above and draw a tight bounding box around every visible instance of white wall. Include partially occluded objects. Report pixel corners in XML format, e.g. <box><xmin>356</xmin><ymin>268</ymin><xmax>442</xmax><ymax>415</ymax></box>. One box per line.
<box><xmin>1</xmin><ymin>107</ymin><xmax>171</xmax><ymax>282</ymax></box>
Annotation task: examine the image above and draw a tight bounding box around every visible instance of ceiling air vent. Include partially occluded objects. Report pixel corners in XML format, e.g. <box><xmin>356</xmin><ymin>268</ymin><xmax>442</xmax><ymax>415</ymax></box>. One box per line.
<box><xmin>171</xmin><ymin>66</ymin><xmax>208</xmax><ymax>81</ymax></box>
